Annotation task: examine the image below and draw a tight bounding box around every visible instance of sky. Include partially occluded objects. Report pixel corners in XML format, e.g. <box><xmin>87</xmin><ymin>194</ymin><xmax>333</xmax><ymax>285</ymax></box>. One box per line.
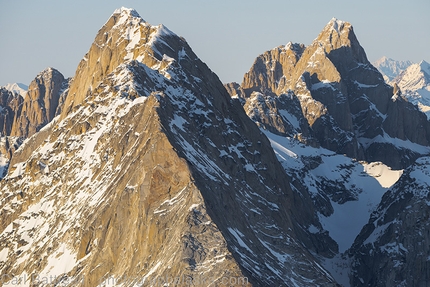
<box><xmin>0</xmin><ymin>0</ymin><xmax>429</xmax><ymax>86</ymax></box>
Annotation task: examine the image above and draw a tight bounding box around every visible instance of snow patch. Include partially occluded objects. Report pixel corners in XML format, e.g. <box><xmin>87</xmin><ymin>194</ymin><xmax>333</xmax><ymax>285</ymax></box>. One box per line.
<box><xmin>40</xmin><ymin>243</ymin><xmax>77</xmax><ymax>278</ymax></box>
<box><xmin>227</xmin><ymin>227</ymin><xmax>253</xmax><ymax>253</ymax></box>
<box><xmin>9</xmin><ymin>162</ymin><xmax>25</xmax><ymax>178</ymax></box>
<box><xmin>362</xmin><ymin>162</ymin><xmax>403</xmax><ymax>188</ymax></box>
<box><xmin>354</xmin><ymin>80</ymin><xmax>379</xmax><ymax>88</ymax></box>
<box><xmin>0</xmin><ymin>247</ymin><xmax>9</xmax><ymax>262</ymax></box>
<box><xmin>308</xmin><ymin>225</ymin><xmax>320</xmax><ymax>234</ymax></box>
<box><xmin>279</xmin><ymin>110</ymin><xmax>300</xmax><ymax>130</ymax></box>
<box><xmin>312</xmin><ymin>80</ymin><xmax>336</xmax><ymax>91</ymax></box>
<box><xmin>359</xmin><ymin>132</ymin><xmax>430</xmax><ymax>154</ymax></box>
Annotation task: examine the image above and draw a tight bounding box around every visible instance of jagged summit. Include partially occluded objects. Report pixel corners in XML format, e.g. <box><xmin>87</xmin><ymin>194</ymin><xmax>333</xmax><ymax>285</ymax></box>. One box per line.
<box><xmin>318</xmin><ymin>18</ymin><xmax>352</xmax><ymax>42</ymax></box>
<box><xmin>109</xmin><ymin>6</ymin><xmax>176</xmax><ymax>42</ymax></box>
<box><xmin>113</xmin><ymin>6</ymin><xmax>141</xmax><ymax>18</ymax></box>
<box><xmin>284</xmin><ymin>41</ymin><xmax>306</xmax><ymax>56</ymax></box>
<box><xmin>326</xmin><ymin>17</ymin><xmax>348</xmax><ymax>33</ymax></box>
<box><xmin>314</xmin><ymin>18</ymin><xmax>368</xmax><ymax>65</ymax></box>
<box><xmin>60</xmin><ymin>7</ymin><xmax>184</xmax><ymax>119</ymax></box>
<box><xmin>34</xmin><ymin>67</ymin><xmax>62</xmax><ymax>83</ymax></box>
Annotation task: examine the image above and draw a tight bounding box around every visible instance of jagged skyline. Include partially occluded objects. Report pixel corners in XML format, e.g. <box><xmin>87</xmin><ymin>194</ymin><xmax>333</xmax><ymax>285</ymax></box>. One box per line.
<box><xmin>0</xmin><ymin>0</ymin><xmax>429</xmax><ymax>86</ymax></box>
<box><xmin>1</xmin><ymin>7</ymin><xmax>430</xmax><ymax>286</ymax></box>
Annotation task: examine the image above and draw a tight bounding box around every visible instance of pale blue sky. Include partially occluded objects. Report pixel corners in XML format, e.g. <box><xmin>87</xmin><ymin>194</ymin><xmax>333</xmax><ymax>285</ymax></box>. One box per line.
<box><xmin>0</xmin><ymin>0</ymin><xmax>428</xmax><ymax>86</ymax></box>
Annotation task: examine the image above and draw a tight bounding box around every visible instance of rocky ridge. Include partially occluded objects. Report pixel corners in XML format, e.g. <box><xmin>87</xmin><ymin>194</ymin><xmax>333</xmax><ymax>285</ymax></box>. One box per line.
<box><xmin>0</xmin><ymin>69</ymin><xmax>68</xmax><ymax>139</ymax></box>
<box><xmin>10</xmin><ymin>67</ymin><xmax>69</xmax><ymax>139</ymax></box>
<box><xmin>0</xmin><ymin>88</ymin><xmax>23</xmax><ymax>137</ymax></box>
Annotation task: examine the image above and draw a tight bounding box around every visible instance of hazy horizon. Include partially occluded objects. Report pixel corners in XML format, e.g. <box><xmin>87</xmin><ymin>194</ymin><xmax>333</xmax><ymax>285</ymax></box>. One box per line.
<box><xmin>0</xmin><ymin>0</ymin><xmax>429</xmax><ymax>86</ymax></box>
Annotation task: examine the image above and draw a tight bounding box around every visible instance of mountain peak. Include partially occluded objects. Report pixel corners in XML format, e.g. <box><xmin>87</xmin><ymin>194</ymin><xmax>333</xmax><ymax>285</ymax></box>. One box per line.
<box><xmin>419</xmin><ymin>60</ymin><xmax>430</xmax><ymax>75</ymax></box>
<box><xmin>392</xmin><ymin>59</ymin><xmax>430</xmax><ymax>94</ymax></box>
<box><xmin>109</xmin><ymin>7</ymin><xmax>176</xmax><ymax>41</ymax></box>
<box><xmin>327</xmin><ymin>17</ymin><xmax>348</xmax><ymax>33</ymax></box>
<box><xmin>313</xmin><ymin>18</ymin><xmax>362</xmax><ymax>58</ymax></box>
<box><xmin>60</xmin><ymin>8</ymin><xmax>182</xmax><ymax>119</ymax></box>
<box><xmin>36</xmin><ymin>67</ymin><xmax>61</xmax><ymax>79</ymax></box>
<box><xmin>285</xmin><ymin>41</ymin><xmax>306</xmax><ymax>53</ymax></box>
<box><xmin>113</xmin><ymin>6</ymin><xmax>140</xmax><ymax>17</ymax></box>
<box><xmin>111</xmin><ymin>7</ymin><xmax>145</xmax><ymax>30</ymax></box>
<box><xmin>380</xmin><ymin>55</ymin><xmax>390</xmax><ymax>62</ymax></box>
<box><xmin>3</xmin><ymin>83</ymin><xmax>28</xmax><ymax>97</ymax></box>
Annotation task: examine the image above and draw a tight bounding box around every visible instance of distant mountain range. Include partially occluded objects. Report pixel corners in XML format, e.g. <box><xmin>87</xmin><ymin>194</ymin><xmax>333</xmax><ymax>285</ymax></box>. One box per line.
<box><xmin>373</xmin><ymin>57</ymin><xmax>430</xmax><ymax>118</ymax></box>
<box><xmin>0</xmin><ymin>9</ymin><xmax>429</xmax><ymax>287</ymax></box>
<box><xmin>2</xmin><ymin>83</ymin><xmax>28</xmax><ymax>97</ymax></box>
<box><xmin>372</xmin><ymin>56</ymin><xmax>412</xmax><ymax>82</ymax></box>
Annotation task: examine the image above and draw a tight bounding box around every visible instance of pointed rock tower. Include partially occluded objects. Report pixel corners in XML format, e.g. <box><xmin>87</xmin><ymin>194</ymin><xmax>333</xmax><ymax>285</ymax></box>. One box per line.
<box><xmin>0</xmin><ymin>8</ymin><xmax>338</xmax><ymax>287</ymax></box>
<box><xmin>11</xmin><ymin>67</ymin><xmax>68</xmax><ymax>138</ymax></box>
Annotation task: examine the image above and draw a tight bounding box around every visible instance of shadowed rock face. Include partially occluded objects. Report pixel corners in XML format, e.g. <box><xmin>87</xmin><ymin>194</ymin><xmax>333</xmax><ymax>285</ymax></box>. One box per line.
<box><xmin>349</xmin><ymin>156</ymin><xmax>430</xmax><ymax>287</ymax></box>
<box><xmin>0</xmin><ymin>88</ymin><xmax>23</xmax><ymax>136</ymax></box>
<box><xmin>229</xmin><ymin>18</ymin><xmax>430</xmax><ymax>169</ymax></box>
<box><xmin>0</xmin><ymin>8</ymin><xmax>339</xmax><ymax>287</ymax></box>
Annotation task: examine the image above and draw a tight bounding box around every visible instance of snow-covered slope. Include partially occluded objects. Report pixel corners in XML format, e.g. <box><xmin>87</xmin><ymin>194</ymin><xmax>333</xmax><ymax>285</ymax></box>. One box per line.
<box><xmin>263</xmin><ymin>130</ymin><xmax>396</xmax><ymax>252</ymax></box>
<box><xmin>395</xmin><ymin>60</ymin><xmax>430</xmax><ymax>91</ymax></box>
<box><xmin>372</xmin><ymin>56</ymin><xmax>412</xmax><ymax>82</ymax></box>
<box><xmin>2</xmin><ymin>83</ymin><xmax>28</xmax><ymax>97</ymax></box>
<box><xmin>362</xmin><ymin>162</ymin><xmax>403</xmax><ymax>188</ymax></box>
<box><xmin>392</xmin><ymin>60</ymin><xmax>430</xmax><ymax>118</ymax></box>
<box><xmin>262</xmin><ymin>129</ymin><xmax>405</xmax><ymax>286</ymax></box>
